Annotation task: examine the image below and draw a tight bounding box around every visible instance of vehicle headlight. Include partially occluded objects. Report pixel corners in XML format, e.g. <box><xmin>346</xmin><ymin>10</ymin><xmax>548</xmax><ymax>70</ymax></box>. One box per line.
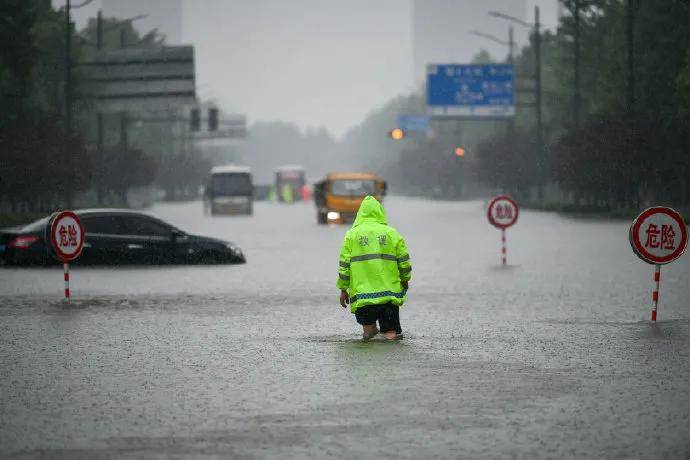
<box><xmin>226</xmin><ymin>243</ymin><xmax>242</xmax><ymax>255</ymax></box>
<box><xmin>327</xmin><ymin>211</ymin><xmax>340</xmax><ymax>220</ymax></box>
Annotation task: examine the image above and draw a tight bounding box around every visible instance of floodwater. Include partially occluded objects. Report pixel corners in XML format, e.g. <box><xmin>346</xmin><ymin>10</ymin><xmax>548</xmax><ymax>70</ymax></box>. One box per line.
<box><xmin>1</xmin><ymin>198</ymin><xmax>689</xmax><ymax>459</ymax></box>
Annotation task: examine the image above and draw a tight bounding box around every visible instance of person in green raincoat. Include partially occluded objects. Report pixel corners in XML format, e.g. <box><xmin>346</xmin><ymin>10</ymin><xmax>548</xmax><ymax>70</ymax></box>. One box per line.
<box><xmin>336</xmin><ymin>196</ymin><xmax>412</xmax><ymax>340</ymax></box>
<box><xmin>281</xmin><ymin>183</ymin><xmax>294</xmax><ymax>203</ymax></box>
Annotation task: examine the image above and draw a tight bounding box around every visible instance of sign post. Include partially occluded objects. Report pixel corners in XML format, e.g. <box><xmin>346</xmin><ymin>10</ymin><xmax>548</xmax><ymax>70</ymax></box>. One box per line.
<box><xmin>397</xmin><ymin>114</ymin><xmax>431</xmax><ymax>133</ymax></box>
<box><xmin>487</xmin><ymin>195</ymin><xmax>519</xmax><ymax>265</ymax></box>
<box><xmin>629</xmin><ymin>207</ymin><xmax>687</xmax><ymax>321</ymax></box>
<box><xmin>49</xmin><ymin>211</ymin><xmax>85</xmax><ymax>303</ymax></box>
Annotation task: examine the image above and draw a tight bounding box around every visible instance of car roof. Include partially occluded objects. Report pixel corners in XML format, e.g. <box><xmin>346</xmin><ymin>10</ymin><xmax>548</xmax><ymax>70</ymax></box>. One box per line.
<box><xmin>75</xmin><ymin>209</ymin><xmax>162</xmax><ymax>220</ymax></box>
<box><xmin>275</xmin><ymin>165</ymin><xmax>305</xmax><ymax>172</ymax></box>
<box><xmin>326</xmin><ymin>172</ymin><xmax>381</xmax><ymax>181</ymax></box>
<box><xmin>76</xmin><ymin>208</ymin><xmax>148</xmax><ymax>215</ymax></box>
<box><xmin>211</xmin><ymin>164</ymin><xmax>252</xmax><ymax>174</ymax></box>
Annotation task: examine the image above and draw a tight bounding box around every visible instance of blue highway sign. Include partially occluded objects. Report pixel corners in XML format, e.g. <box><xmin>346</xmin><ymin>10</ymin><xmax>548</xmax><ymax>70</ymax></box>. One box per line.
<box><xmin>426</xmin><ymin>64</ymin><xmax>515</xmax><ymax>118</ymax></box>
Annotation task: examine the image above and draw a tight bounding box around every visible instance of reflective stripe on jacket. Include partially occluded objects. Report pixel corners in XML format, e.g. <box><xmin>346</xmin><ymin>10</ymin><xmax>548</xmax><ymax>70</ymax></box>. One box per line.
<box><xmin>336</xmin><ymin>196</ymin><xmax>412</xmax><ymax>313</ymax></box>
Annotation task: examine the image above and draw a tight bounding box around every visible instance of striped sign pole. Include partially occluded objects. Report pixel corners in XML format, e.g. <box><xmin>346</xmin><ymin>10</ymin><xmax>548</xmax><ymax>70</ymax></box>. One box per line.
<box><xmin>64</xmin><ymin>262</ymin><xmax>71</xmax><ymax>303</ymax></box>
<box><xmin>629</xmin><ymin>207</ymin><xmax>687</xmax><ymax>321</ymax></box>
<box><xmin>487</xmin><ymin>195</ymin><xmax>518</xmax><ymax>267</ymax></box>
<box><xmin>501</xmin><ymin>229</ymin><xmax>507</xmax><ymax>265</ymax></box>
<box><xmin>50</xmin><ymin>211</ymin><xmax>84</xmax><ymax>303</ymax></box>
<box><xmin>651</xmin><ymin>264</ymin><xmax>660</xmax><ymax>321</ymax></box>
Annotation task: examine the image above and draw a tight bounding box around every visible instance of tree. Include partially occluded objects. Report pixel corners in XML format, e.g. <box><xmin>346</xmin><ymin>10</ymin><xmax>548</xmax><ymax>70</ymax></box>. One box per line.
<box><xmin>0</xmin><ymin>1</ymin><xmax>97</xmax><ymax>211</ymax></box>
<box><xmin>156</xmin><ymin>153</ymin><xmax>211</xmax><ymax>201</ymax></box>
<box><xmin>551</xmin><ymin>113</ymin><xmax>689</xmax><ymax>209</ymax></box>
<box><xmin>101</xmin><ymin>145</ymin><xmax>157</xmax><ymax>205</ymax></box>
<box><xmin>476</xmin><ymin>130</ymin><xmax>537</xmax><ymax>197</ymax></box>
<box><xmin>471</xmin><ymin>49</ymin><xmax>495</xmax><ymax>64</ymax></box>
<box><xmin>1</xmin><ymin>115</ymin><xmax>91</xmax><ymax>212</ymax></box>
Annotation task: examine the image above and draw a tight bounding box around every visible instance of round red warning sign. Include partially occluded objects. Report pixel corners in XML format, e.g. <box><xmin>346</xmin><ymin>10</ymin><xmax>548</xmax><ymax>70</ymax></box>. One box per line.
<box><xmin>50</xmin><ymin>211</ymin><xmax>85</xmax><ymax>262</ymax></box>
<box><xmin>487</xmin><ymin>195</ymin><xmax>519</xmax><ymax>229</ymax></box>
<box><xmin>629</xmin><ymin>207</ymin><xmax>687</xmax><ymax>265</ymax></box>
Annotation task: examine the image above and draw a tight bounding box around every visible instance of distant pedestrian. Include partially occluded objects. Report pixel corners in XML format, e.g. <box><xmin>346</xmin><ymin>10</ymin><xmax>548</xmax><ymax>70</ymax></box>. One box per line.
<box><xmin>301</xmin><ymin>184</ymin><xmax>312</xmax><ymax>201</ymax></box>
<box><xmin>337</xmin><ymin>196</ymin><xmax>412</xmax><ymax>340</ymax></box>
<box><xmin>281</xmin><ymin>183</ymin><xmax>294</xmax><ymax>203</ymax></box>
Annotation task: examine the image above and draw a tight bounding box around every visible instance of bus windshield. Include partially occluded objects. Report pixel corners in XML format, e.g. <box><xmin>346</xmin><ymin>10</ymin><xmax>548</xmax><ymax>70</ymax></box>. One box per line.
<box><xmin>211</xmin><ymin>173</ymin><xmax>253</xmax><ymax>196</ymax></box>
<box><xmin>330</xmin><ymin>179</ymin><xmax>377</xmax><ymax>197</ymax></box>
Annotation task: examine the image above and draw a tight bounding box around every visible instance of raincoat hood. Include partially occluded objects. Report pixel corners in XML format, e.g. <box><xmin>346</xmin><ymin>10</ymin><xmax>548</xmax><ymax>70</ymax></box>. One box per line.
<box><xmin>353</xmin><ymin>195</ymin><xmax>387</xmax><ymax>227</ymax></box>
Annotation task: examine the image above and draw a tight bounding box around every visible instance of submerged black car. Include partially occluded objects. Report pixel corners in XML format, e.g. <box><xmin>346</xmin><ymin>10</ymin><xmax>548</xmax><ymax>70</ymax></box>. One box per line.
<box><xmin>0</xmin><ymin>209</ymin><xmax>245</xmax><ymax>266</ymax></box>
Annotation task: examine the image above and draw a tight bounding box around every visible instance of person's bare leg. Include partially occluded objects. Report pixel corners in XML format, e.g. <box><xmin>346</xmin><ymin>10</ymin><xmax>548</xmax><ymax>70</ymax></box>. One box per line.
<box><xmin>362</xmin><ymin>324</ymin><xmax>378</xmax><ymax>340</ymax></box>
<box><xmin>383</xmin><ymin>330</ymin><xmax>397</xmax><ymax>340</ymax></box>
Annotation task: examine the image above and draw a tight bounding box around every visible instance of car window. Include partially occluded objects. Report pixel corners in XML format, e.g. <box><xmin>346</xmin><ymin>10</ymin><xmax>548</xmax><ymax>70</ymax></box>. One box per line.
<box><xmin>331</xmin><ymin>180</ymin><xmax>377</xmax><ymax>197</ymax></box>
<box><xmin>81</xmin><ymin>215</ymin><xmax>125</xmax><ymax>235</ymax></box>
<box><xmin>122</xmin><ymin>216</ymin><xmax>173</xmax><ymax>237</ymax></box>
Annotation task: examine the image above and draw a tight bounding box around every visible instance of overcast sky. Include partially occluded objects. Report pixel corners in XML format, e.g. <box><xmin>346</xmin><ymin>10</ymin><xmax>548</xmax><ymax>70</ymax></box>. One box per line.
<box><xmin>62</xmin><ymin>0</ymin><xmax>558</xmax><ymax>138</ymax></box>
<box><xmin>182</xmin><ymin>0</ymin><xmax>413</xmax><ymax>138</ymax></box>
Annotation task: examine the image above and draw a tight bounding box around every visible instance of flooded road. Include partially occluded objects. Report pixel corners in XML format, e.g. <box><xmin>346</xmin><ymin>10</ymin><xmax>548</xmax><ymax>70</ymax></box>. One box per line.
<box><xmin>1</xmin><ymin>198</ymin><xmax>689</xmax><ymax>458</ymax></box>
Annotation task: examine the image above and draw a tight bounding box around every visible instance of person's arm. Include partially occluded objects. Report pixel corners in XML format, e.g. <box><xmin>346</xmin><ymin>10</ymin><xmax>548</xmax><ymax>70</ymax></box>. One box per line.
<box><xmin>396</xmin><ymin>236</ymin><xmax>412</xmax><ymax>291</ymax></box>
<box><xmin>336</xmin><ymin>234</ymin><xmax>352</xmax><ymax>308</ymax></box>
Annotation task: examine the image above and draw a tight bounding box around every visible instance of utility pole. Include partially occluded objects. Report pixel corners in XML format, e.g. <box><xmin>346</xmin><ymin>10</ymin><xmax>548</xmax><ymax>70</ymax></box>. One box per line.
<box><xmin>64</xmin><ymin>0</ymin><xmax>75</xmax><ymax>207</ymax></box>
<box><xmin>535</xmin><ymin>5</ymin><xmax>544</xmax><ymax>202</ymax></box>
<box><xmin>96</xmin><ymin>9</ymin><xmax>103</xmax><ymax>50</ymax></box>
<box><xmin>508</xmin><ymin>25</ymin><xmax>514</xmax><ymax>64</ymax></box>
<box><xmin>487</xmin><ymin>7</ymin><xmax>544</xmax><ymax>201</ymax></box>
<box><xmin>96</xmin><ymin>9</ymin><xmax>104</xmax><ymax>204</ymax></box>
<box><xmin>573</xmin><ymin>0</ymin><xmax>581</xmax><ymax>128</ymax></box>
<box><xmin>626</xmin><ymin>0</ymin><xmax>635</xmax><ymax>116</ymax></box>
<box><xmin>64</xmin><ymin>0</ymin><xmax>72</xmax><ymax>135</ymax></box>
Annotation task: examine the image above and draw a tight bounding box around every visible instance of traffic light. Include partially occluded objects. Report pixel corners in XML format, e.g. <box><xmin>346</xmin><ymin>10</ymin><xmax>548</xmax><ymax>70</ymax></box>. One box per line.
<box><xmin>389</xmin><ymin>127</ymin><xmax>405</xmax><ymax>140</ymax></box>
<box><xmin>455</xmin><ymin>147</ymin><xmax>465</xmax><ymax>157</ymax></box>
<box><xmin>208</xmin><ymin>108</ymin><xmax>219</xmax><ymax>131</ymax></box>
<box><xmin>190</xmin><ymin>108</ymin><xmax>200</xmax><ymax>131</ymax></box>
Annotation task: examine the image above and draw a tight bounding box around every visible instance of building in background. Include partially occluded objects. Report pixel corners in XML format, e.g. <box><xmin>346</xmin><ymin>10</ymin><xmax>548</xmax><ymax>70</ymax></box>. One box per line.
<box><xmin>412</xmin><ymin>0</ymin><xmax>559</xmax><ymax>83</ymax></box>
<box><xmin>102</xmin><ymin>0</ymin><xmax>183</xmax><ymax>44</ymax></box>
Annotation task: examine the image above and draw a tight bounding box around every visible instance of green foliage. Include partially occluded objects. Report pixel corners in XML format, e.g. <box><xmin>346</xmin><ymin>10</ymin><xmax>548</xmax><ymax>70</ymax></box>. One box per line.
<box><xmin>0</xmin><ymin>0</ymin><xmax>40</xmax><ymax>128</ymax></box>
<box><xmin>675</xmin><ymin>50</ymin><xmax>690</xmax><ymax>125</ymax></box>
<box><xmin>0</xmin><ymin>1</ymin><xmax>92</xmax><ymax>211</ymax></box>
<box><xmin>0</xmin><ymin>115</ymin><xmax>92</xmax><ymax>212</ymax></box>
<box><xmin>99</xmin><ymin>145</ymin><xmax>157</xmax><ymax>205</ymax></box>
<box><xmin>551</xmin><ymin>113</ymin><xmax>689</xmax><ymax>208</ymax></box>
<box><xmin>471</xmin><ymin>49</ymin><xmax>495</xmax><ymax>64</ymax></box>
<box><xmin>0</xmin><ymin>1</ymin><xmax>172</xmax><ymax>211</ymax></box>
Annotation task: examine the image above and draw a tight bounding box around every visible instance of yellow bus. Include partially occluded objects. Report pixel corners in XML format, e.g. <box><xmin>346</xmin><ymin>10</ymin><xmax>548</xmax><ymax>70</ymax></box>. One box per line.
<box><xmin>313</xmin><ymin>172</ymin><xmax>387</xmax><ymax>224</ymax></box>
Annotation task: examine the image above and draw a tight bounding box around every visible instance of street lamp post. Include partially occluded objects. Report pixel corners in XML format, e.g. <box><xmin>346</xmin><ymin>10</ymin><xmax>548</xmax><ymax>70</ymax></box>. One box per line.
<box><xmin>535</xmin><ymin>7</ymin><xmax>543</xmax><ymax>202</ymax></box>
<box><xmin>489</xmin><ymin>7</ymin><xmax>544</xmax><ymax>202</ymax></box>
<box><xmin>574</xmin><ymin>0</ymin><xmax>581</xmax><ymax>128</ymax></box>
<box><xmin>64</xmin><ymin>0</ymin><xmax>95</xmax><ymax>135</ymax></box>
<box><xmin>468</xmin><ymin>27</ymin><xmax>516</xmax><ymax>136</ymax></box>
<box><xmin>64</xmin><ymin>0</ymin><xmax>94</xmax><ymax>206</ymax></box>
